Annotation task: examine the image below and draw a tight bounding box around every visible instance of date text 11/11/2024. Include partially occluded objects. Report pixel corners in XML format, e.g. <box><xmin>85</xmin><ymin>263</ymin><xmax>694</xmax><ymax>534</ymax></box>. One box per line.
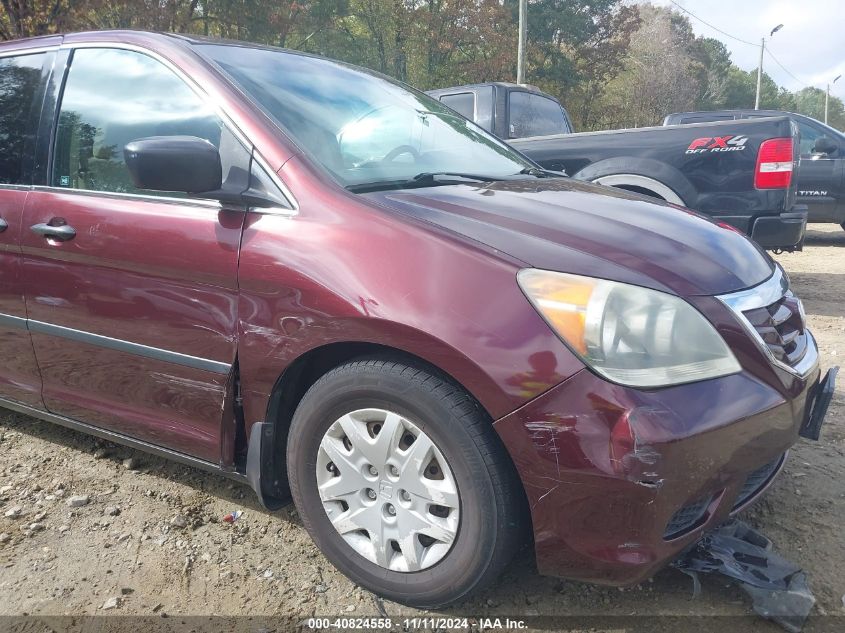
<box><xmin>306</xmin><ymin>617</ymin><xmax>528</xmax><ymax>630</ymax></box>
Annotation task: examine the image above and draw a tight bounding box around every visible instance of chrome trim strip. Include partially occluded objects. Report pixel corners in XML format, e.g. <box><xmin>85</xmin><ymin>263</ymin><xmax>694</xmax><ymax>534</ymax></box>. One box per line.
<box><xmin>0</xmin><ymin>313</ymin><xmax>28</xmax><ymax>330</ymax></box>
<box><xmin>792</xmin><ymin>331</ymin><xmax>819</xmax><ymax>376</ymax></box>
<box><xmin>28</xmin><ymin>319</ymin><xmax>231</xmax><ymax>375</ymax></box>
<box><xmin>717</xmin><ymin>266</ymin><xmax>789</xmax><ymax>312</ymax></box>
<box><xmin>250</xmin><ymin>205</ymin><xmax>299</xmax><ymax>218</ymax></box>
<box><xmin>717</xmin><ymin>267</ymin><xmax>818</xmax><ymax>378</ymax></box>
<box><xmin>0</xmin><ymin>396</ymin><xmax>248</xmax><ymax>482</ymax></box>
<box><xmin>58</xmin><ymin>41</ymin><xmax>298</xmax><ymax>210</ymax></box>
<box><xmin>32</xmin><ymin>185</ymin><xmax>223</xmax><ymax>209</ymax></box>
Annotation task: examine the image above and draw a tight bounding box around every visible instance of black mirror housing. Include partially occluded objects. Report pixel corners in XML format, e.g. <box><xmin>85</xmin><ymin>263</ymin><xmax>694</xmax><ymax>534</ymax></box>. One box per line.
<box><xmin>813</xmin><ymin>136</ymin><xmax>838</xmax><ymax>156</ymax></box>
<box><xmin>124</xmin><ymin>136</ymin><xmax>223</xmax><ymax>194</ymax></box>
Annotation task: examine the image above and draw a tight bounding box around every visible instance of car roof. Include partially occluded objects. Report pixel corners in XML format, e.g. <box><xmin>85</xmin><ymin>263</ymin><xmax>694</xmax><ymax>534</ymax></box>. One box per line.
<box><xmin>0</xmin><ymin>30</ymin><xmax>361</xmax><ymax>78</ymax></box>
<box><xmin>0</xmin><ymin>30</ymin><xmax>301</xmax><ymax>54</ymax></box>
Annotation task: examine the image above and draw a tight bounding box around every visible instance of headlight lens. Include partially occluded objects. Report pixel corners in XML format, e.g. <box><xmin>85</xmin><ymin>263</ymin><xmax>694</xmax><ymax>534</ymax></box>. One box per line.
<box><xmin>518</xmin><ymin>269</ymin><xmax>741</xmax><ymax>388</ymax></box>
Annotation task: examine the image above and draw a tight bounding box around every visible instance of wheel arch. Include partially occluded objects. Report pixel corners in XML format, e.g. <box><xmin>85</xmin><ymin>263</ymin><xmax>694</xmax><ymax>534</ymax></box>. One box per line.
<box><xmin>592</xmin><ymin>174</ymin><xmax>685</xmax><ymax>206</ymax></box>
<box><xmin>573</xmin><ymin>156</ymin><xmax>698</xmax><ymax>208</ymax></box>
<box><xmin>245</xmin><ymin>340</ymin><xmax>502</xmax><ymax>510</ymax></box>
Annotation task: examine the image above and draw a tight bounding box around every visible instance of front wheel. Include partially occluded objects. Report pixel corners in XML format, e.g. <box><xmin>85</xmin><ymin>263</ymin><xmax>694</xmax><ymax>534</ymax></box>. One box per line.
<box><xmin>286</xmin><ymin>357</ymin><xmax>526</xmax><ymax>607</ymax></box>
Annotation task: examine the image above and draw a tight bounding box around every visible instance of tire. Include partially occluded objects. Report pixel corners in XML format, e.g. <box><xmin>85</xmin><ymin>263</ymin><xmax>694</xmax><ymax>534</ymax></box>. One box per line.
<box><xmin>286</xmin><ymin>356</ymin><xmax>526</xmax><ymax>608</ymax></box>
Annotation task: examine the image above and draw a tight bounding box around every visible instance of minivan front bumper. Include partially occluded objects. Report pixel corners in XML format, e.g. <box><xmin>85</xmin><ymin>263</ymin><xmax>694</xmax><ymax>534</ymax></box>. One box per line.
<box><xmin>493</xmin><ymin>356</ymin><xmax>828</xmax><ymax>586</ymax></box>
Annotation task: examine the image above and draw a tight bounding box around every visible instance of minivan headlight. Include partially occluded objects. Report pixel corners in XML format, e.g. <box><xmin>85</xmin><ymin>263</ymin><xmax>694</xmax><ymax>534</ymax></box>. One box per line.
<box><xmin>517</xmin><ymin>269</ymin><xmax>741</xmax><ymax>388</ymax></box>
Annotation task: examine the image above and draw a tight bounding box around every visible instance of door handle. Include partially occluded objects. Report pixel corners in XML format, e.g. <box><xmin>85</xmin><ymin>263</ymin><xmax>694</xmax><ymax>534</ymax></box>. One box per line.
<box><xmin>0</xmin><ymin>218</ymin><xmax>7</xmax><ymax>233</ymax></box>
<box><xmin>31</xmin><ymin>222</ymin><xmax>76</xmax><ymax>242</ymax></box>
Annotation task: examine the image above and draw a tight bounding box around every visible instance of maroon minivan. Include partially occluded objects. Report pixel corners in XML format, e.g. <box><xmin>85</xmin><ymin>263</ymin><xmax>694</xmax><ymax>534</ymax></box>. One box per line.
<box><xmin>0</xmin><ymin>31</ymin><xmax>837</xmax><ymax>607</ymax></box>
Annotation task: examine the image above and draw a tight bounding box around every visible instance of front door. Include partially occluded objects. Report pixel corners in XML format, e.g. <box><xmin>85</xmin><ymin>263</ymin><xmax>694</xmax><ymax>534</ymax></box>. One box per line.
<box><xmin>0</xmin><ymin>50</ymin><xmax>51</xmax><ymax>408</ymax></box>
<box><xmin>22</xmin><ymin>46</ymin><xmax>249</xmax><ymax>462</ymax></box>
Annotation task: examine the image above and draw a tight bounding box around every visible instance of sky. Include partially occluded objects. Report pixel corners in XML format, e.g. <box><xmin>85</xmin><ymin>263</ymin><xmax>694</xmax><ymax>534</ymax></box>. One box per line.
<box><xmin>650</xmin><ymin>0</ymin><xmax>845</xmax><ymax>101</ymax></box>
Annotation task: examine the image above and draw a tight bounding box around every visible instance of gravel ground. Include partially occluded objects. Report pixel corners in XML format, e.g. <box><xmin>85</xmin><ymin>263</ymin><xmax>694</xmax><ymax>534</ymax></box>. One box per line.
<box><xmin>0</xmin><ymin>225</ymin><xmax>843</xmax><ymax>631</ymax></box>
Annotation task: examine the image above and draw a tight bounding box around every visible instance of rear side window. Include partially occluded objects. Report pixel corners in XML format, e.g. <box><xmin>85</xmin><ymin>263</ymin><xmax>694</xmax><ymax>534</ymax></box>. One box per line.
<box><xmin>0</xmin><ymin>53</ymin><xmax>46</xmax><ymax>185</ymax></box>
<box><xmin>440</xmin><ymin>92</ymin><xmax>475</xmax><ymax>120</ymax></box>
<box><xmin>508</xmin><ymin>92</ymin><xmax>570</xmax><ymax>138</ymax></box>
<box><xmin>52</xmin><ymin>48</ymin><xmax>223</xmax><ymax>195</ymax></box>
<box><xmin>796</xmin><ymin>120</ymin><xmax>824</xmax><ymax>156</ymax></box>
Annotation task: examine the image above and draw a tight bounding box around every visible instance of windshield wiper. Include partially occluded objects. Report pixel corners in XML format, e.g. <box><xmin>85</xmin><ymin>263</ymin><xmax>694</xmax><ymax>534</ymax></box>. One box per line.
<box><xmin>410</xmin><ymin>171</ymin><xmax>503</xmax><ymax>184</ymax></box>
<box><xmin>518</xmin><ymin>166</ymin><xmax>566</xmax><ymax>178</ymax></box>
<box><xmin>346</xmin><ymin>171</ymin><xmax>502</xmax><ymax>194</ymax></box>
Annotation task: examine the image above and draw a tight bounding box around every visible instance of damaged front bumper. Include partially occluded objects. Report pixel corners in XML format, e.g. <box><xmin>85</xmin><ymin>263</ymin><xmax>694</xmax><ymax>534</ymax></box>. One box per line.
<box><xmin>493</xmin><ymin>359</ymin><xmax>835</xmax><ymax>586</ymax></box>
<box><xmin>673</xmin><ymin>520</ymin><xmax>816</xmax><ymax>633</ymax></box>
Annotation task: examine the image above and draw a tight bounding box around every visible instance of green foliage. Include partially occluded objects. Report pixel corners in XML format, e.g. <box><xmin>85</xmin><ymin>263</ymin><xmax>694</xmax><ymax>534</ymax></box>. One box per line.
<box><xmin>1</xmin><ymin>0</ymin><xmax>841</xmax><ymax>132</ymax></box>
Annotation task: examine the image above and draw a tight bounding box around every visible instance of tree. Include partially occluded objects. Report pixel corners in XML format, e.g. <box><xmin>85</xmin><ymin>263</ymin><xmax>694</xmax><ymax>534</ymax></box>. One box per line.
<box><xmin>795</xmin><ymin>86</ymin><xmax>845</xmax><ymax>130</ymax></box>
<box><xmin>556</xmin><ymin>3</ymin><xmax>640</xmax><ymax>130</ymax></box>
<box><xmin>0</xmin><ymin>0</ymin><xmax>86</xmax><ymax>39</ymax></box>
<box><xmin>3</xmin><ymin>0</ymin><xmax>838</xmax><ymax>132</ymax></box>
<box><xmin>601</xmin><ymin>4</ymin><xmax>704</xmax><ymax>128</ymax></box>
<box><xmin>691</xmin><ymin>37</ymin><xmax>732</xmax><ymax>110</ymax></box>
<box><xmin>411</xmin><ymin>0</ymin><xmax>517</xmax><ymax>88</ymax></box>
<box><xmin>79</xmin><ymin>0</ymin><xmax>198</xmax><ymax>32</ymax></box>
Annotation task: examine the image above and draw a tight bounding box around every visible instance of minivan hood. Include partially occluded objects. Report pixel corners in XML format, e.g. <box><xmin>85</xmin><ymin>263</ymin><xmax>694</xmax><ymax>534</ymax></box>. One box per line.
<box><xmin>365</xmin><ymin>178</ymin><xmax>774</xmax><ymax>296</ymax></box>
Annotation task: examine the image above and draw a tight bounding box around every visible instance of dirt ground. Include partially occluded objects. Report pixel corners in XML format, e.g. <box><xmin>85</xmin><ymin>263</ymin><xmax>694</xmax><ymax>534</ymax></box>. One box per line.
<box><xmin>0</xmin><ymin>226</ymin><xmax>843</xmax><ymax>632</ymax></box>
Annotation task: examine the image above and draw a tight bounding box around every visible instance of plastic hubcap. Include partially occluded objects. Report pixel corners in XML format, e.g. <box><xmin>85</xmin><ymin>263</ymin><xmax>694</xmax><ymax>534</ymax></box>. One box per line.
<box><xmin>316</xmin><ymin>408</ymin><xmax>460</xmax><ymax>572</ymax></box>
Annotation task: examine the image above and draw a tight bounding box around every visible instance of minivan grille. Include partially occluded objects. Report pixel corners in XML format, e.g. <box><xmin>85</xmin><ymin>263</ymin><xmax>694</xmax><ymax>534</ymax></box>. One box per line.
<box><xmin>742</xmin><ymin>294</ymin><xmax>807</xmax><ymax>368</ymax></box>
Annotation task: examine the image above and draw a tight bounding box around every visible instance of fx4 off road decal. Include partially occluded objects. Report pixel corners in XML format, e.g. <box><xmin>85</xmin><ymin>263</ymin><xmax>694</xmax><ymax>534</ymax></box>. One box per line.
<box><xmin>686</xmin><ymin>135</ymin><xmax>749</xmax><ymax>154</ymax></box>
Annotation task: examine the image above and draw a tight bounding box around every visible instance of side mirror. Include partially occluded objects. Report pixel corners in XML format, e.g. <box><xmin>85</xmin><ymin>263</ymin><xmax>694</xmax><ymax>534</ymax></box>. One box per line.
<box><xmin>812</xmin><ymin>136</ymin><xmax>838</xmax><ymax>156</ymax></box>
<box><xmin>124</xmin><ymin>136</ymin><xmax>222</xmax><ymax>193</ymax></box>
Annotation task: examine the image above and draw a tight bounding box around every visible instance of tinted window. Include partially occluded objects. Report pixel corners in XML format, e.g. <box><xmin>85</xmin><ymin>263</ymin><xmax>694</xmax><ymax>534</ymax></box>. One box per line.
<box><xmin>52</xmin><ymin>48</ymin><xmax>223</xmax><ymax>195</ymax></box>
<box><xmin>0</xmin><ymin>53</ymin><xmax>46</xmax><ymax>185</ymax></box>
<box><xmin>440</xmin><ymin>92</ymin><xmax>475</xmax><ymax>120</ymax></box>
<box><xmin>508</xmin><ymin>92</ymin><xmax>569</xmax><ymax>138</ymax></box>
<box><xmin>796</xmin><ymin>120</ymin><xmax>824</xmax><ymax>156</ymax></box>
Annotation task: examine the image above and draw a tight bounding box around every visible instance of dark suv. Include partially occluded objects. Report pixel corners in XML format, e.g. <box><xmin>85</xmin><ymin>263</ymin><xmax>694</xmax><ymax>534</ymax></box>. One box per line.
<box><xmin>0</xmin><ymin>31</ymin><xmax>836</xmax><ymax>607</ymax></box>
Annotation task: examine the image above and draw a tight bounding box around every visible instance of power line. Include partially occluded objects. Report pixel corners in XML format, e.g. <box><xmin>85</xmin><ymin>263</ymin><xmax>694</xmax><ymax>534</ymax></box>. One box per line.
<box><xmin>666</xmin><ymin>0</ymin><xmax>818</xmax><ymax>91</ymax></box>
<box><xmin>765</xmin><ymin>48</ymin><xmax>814</xmax><ymax>89</ymax></box>
<box><xmin>666</xmin><ymin>0</ymin><xmax>756</xmax><ymax>46</ymax></box>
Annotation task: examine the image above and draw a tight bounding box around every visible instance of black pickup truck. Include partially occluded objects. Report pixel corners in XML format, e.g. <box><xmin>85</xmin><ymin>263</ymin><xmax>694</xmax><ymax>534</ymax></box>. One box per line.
<box><xmin>665</xmin><ymin>110</ymin><xmax>845</xmax><ymax>231</ymax></box>
<box><xmin>427</xmin><ymin>83</ymin><xmax>806</xmax><ymax>250</ymax></box>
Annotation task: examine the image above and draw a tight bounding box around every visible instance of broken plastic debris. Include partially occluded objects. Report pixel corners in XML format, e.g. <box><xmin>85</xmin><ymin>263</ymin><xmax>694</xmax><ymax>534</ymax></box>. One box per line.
<box><xmin>672</xmin><ymin>520</ymin><xmax>815</xmax><ymax>633</ymax></box>
<box><xmin>223</xmin><ymin>510</ymin><xmax>243</xmax><ymax>523</ymax></box>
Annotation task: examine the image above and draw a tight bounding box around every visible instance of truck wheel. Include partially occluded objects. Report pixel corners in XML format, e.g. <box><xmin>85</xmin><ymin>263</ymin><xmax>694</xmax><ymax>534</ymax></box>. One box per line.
<box><xmin>286</xmin><ymin>357</ymin><xmax>526</xmax><ymax>607</ymax></box>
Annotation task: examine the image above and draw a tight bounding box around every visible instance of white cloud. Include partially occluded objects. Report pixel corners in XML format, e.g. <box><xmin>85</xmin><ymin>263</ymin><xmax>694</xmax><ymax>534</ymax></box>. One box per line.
<box><xmin>649</xmin><ymin>0</ymin><xmax>845</xmax><ymax>100</ymax></box>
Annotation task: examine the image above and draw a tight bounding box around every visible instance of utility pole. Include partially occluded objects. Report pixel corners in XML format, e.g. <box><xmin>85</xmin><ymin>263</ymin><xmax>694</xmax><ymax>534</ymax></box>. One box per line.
<box><xmin>755</xmin><ymin>37</ymin><xmax>765</xmax><ymax>110</ymax></box>
<box><xmin>517</xmin><ymin>0</ymin><xmax>527</xmax><ymax>84</ymax></box>
<box><xmin>826</xmin><ymin>75</ymin><xmax>841</xmax><ymax>124</ymax></box>
<box><xmin>756</xmin><ymin>24</ymin><xmax>783</xmax><ymax>110</ymax></box>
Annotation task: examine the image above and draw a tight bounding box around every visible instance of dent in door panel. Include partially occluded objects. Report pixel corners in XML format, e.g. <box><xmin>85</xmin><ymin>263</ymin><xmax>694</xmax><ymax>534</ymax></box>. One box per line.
<box><xmin>21</xmin><ymin>191</ymin><xmax>242</xmax><ymax>461</ymax></box>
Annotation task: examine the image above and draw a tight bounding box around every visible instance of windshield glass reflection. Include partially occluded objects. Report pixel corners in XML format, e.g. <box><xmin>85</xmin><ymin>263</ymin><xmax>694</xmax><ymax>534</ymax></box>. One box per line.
<box><xmin>197</xmin><ymin>44</ymin><xmax>533</xmax><ymax>190</ymax></box>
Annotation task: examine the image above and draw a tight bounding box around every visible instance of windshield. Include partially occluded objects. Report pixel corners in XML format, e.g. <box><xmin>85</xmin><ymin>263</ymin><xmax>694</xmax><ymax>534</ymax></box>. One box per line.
<box><xmin>196</xmin><ymin>44</ymin><xmax>534</xmax><ymax>190</ymax></box>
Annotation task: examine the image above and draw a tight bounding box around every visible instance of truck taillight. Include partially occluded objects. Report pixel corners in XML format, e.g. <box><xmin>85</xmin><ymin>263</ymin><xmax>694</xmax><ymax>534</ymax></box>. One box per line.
<box><xmin>755</xmin><ymin>138</ymin><xmax>793</xmax><ymax>189</ymax></box>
